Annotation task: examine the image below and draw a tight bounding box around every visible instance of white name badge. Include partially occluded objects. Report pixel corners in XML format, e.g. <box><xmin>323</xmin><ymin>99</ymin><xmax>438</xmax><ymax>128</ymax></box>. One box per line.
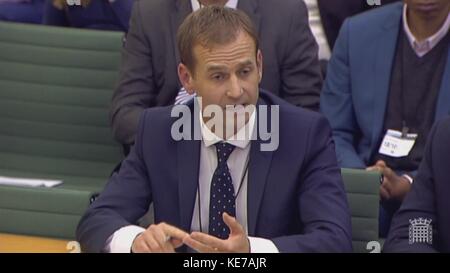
<box><xmin>378</xmin><ymin>129</ymin><xmax>417</xmax><ymax>158</ymax></box>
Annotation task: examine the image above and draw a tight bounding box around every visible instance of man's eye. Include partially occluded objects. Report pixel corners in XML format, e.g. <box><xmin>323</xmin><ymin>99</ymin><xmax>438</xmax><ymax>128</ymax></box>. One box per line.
<box><xmin>212</xmin><ymin>74</ymin><xmax>224</xmax><ymax>81</ymax></box>
<box><xmin>240</xmin><ymin>69</ymin><xmax>251</xmax><ymax>76</ymax></box>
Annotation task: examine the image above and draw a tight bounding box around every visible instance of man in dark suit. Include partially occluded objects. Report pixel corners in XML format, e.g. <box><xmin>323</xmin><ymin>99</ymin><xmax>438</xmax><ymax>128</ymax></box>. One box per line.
<box><xmin>317</xmin><ymin>0</ymin><xmax>400</xmax><ymax>50</ymax></box>
<box><xmin>320</xmin><ymin>0</ymin><xmax>450</xmax><ymax>236</ymax></box>
<box><xmin>77</xmin><ymin>6</ymin><xmax>351</xmax><ymax>253</ymax></box>
<box><xmin>110</xmin><ymin>0</ymin><xmax>323</xmax><ymax>150</ymax></box>
<box><xmin>384</xmin><ymin>117</ymin><xmax>450</xmax><ymax>253</ymax></box>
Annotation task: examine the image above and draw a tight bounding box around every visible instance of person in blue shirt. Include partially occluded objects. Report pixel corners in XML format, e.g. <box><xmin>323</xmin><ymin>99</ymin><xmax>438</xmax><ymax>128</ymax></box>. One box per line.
<box><xmin>0</xmin><ymin>0</ymin><xmax>45</xmax><ymax>24</ymax></box>
<box><xmin>43</xmin><ymin>0</ymin><xmax>133</xmax><ymax>31</ymax></box>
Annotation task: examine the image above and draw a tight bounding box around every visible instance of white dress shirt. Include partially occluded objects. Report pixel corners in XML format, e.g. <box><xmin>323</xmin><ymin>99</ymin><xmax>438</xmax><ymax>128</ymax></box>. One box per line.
<box><xmin>403</xmin><ymin>4</ymin><xmax>450</xmax><ymax>58</ymax></box>
<box><xmin>105</xmin><ymin>100</ymin><xmax>278</xmax><ymax>253</ymax></box>
<box><xmin>304</xmin><ymin>0</ymin><xmax>331</xmax><ymax>60</ymax></box>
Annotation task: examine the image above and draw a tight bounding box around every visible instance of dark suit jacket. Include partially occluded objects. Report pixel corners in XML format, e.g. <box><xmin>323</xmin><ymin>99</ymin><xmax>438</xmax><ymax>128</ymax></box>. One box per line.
<box><xmin>43</xmin><ymin>0</ymin><xmax>133</xmax><ymax>31</ymax></box>
<box><xmin>320</xmin><ymin>2</ymin><xmax>450</xmax><ymax>169</ymax></box>
<box><xmin>317</xmin><ymin>0</ymin><xmax>400</xmax><ymax>50</ymax></box>
<box><xmin>110</xmin><ymin>0</ymin><xmax>323</xmax><ymax>146</ymax></box>
<box><xmin>78</xmin><ymin>90</ymin><xmax>352</xmax><ymax>253</ymax></box>
<box><xmin>384</xmin><ymin>117</ymin><xmax>450</xmax><ymax>253</ymax></box>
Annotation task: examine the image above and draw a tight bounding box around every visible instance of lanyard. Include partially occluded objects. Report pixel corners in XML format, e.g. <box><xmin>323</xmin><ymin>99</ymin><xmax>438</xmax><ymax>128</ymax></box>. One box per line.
<box><xmin>196</xmin><ymin>152</ymin><xmax>250</xmax><ymax>233</ymax></box>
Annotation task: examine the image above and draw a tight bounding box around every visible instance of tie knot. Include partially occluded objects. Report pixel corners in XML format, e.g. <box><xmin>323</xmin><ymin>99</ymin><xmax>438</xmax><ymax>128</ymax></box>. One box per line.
<box><xmin>215</xmin><ymin>142</ymin><xmax>235</xmax><ymax>164</ymax></box>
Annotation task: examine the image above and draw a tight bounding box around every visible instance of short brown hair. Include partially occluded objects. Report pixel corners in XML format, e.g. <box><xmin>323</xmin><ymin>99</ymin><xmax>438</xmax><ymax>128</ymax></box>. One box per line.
<box><xmin>176</xmin><ymin>6</ymin><xmax>259</xmax><ymax>72</ymax></box>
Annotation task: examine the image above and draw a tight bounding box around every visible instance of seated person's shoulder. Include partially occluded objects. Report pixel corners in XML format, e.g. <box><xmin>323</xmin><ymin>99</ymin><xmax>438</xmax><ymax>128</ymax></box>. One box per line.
<box><xmin>433</xmin><ymin>117</ymin><xmax>450</xmax><ymax>147</ymax></box>
<box><xmin>256</xmin><ymin>0</ymin><xmax>307</xmax><ymax>17</ymax></box>
<box><xmin>133</xmin><ymin>0</ymin><xmax>174</xmax><ymax>15</ymax></box>
<box><xmin>261</xmin><ymin>91</ymin><xmax>330</xmax><ymax>132</ymax></box>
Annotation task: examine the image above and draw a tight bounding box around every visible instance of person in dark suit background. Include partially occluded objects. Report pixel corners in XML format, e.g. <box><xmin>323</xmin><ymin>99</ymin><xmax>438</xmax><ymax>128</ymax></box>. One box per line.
<box><xmin>77</xmin><ymin>6</ymin><xmax>351</xmax><ymax>253</ymax></box>
<box><xmin>110</xmin><ymin>0</ymin><xmax>323</xmax><ymax>153</ymax></box>
<box><xmin>320</xmin><ymin>0</ymin><xmax>450</xmax><ymax>237</ymax></box>
<box><xmin>43</xmin><ymin>0</ymin><xmax>133</xmax><ymax>31</ymax></box>
<box><xmin>304</xmin><ymin>0</ymin><xmax>400</xmax><ymax>76</ymax></box>
<box><xmin>316</xmin><ymin>0</ymin><xmax>400</xmax><ymax>51</ymax></box>
<box><xmin>384</xmin><ymin>117</ymin><xmax>450</xmax><ymax>253</ymax></box>
<box><xmin>0</xmin><ymin>0</ymin><xmax>45</xmax><ymax>24</ymax></box>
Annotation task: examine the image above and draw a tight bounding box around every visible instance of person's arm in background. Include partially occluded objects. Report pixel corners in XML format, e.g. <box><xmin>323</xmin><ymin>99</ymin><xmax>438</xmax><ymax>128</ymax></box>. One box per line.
<box><xmin>320</xmin><ymin>19</ymin><xmax>366</xmax><ymax>169</ymax></box>
<box><xmin>383</xmin><ymin>121</ymin><xmax>441</xmax><ymax>253</ymax></box>
<box><xmin>110</xmin><ymin>0</ymin><xmax>156</xmax><ymax>146</ymax></box>
<box><xmin>280</xmin><ymin>0</ymin><xmax>322</xmax><ymax>111</ymax></box>
<box><xmin>42</xmin><ymin>0</ymin><xmax>69</xmax><ymax>26</ymax></box>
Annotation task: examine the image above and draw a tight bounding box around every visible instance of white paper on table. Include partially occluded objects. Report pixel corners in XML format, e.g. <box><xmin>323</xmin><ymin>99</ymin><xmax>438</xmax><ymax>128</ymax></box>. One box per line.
<box><xmin>0</xmin><ymin>176</ymin><xmax>63</xmax><ymax>188</ymax></box>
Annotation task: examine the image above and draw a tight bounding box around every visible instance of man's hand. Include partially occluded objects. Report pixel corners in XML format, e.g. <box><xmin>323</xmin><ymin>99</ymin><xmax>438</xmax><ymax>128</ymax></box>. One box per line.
<box><xmin>183</xmin><ymin>213</ymin><xmax>250</xmax><ymax>253</ymax></box>
<box><xmin>367</xmin><ymin>160</ymin><xmax>411</xmax><ymax>201</ymax></box>
<box><xmin>131</xmin><ymin>222</ymin><xmax>189</xmax><ymax>253</ymax></box>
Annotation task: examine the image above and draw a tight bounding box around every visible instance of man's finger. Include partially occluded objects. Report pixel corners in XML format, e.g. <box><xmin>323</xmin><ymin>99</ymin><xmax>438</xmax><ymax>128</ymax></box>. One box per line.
<box><xmin>380</xmin><ymin>166</ymin><xmax>396</xmax><ymax>181</ymax></box>
<box><xmin>380</xmin><ymin>185</ymin><xmax>390</xmax><ymax>200</ymax></box>
<box><xmin>189</xmin><ymin>232</ymin><xmax>226</xmax><ymax>250</ymax></box>
<box><xmin>142</xmin><ymin>232</ymin><xmax>162</xmax><ymax>252</ymax></box>
<box><xmin>160</xmin><ymin>222</ymin><xmax>189</xmax><ymax>242</ymax></box>
<box><xmin>375</xmin><ymin>160</ymin><xmax>386</xmax><ymax>168</ymax></box>
<box><xmin>183</xmin><ymin>235</ymin><xmax>217</xmax><ymax>253</ymax></box>
<box><xmin>133</xmin><ymin>234</ymin><xmax>152</xmax><ymax>253</ymax></box>
<box><xmin>223</xmin><ymin>213</ymin><xmax>244</xmax><ymax>236</ymax></box>
<box><xmin>150</xmin><ymin>225</ymin><xmax>175</xmax><ymax>253</ymax></box>
<box><xmin>366</xmin><ymin>165</ymin><xmax>380</xmax><ymax>171</ymax></box>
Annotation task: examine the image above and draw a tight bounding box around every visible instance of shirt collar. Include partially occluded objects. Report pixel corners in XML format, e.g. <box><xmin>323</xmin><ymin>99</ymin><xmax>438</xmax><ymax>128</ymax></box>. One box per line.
<box><xmin>191</xmin><ymin>0</ymin><xmax>238</xmax><ymax>11</ymax></box>
<box><xmin>197</xmin><ymin>99</ymin><xmax>256</xmax><ymax>149</ymax></box>
<box><xmin>403</xmin><ymin>4</ymin><xmax>450</xmax><ymax>57</ymax></box>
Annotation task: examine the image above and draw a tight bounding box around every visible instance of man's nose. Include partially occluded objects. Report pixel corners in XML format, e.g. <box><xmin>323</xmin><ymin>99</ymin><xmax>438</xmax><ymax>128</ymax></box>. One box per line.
<box><xmin>226</xmin><ymin>76</ymin><xmax>243</xmax><ymax>99</ymax></box>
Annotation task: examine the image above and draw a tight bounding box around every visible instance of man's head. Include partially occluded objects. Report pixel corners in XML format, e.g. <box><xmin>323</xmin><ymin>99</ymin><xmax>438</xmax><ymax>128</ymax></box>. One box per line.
<box><xmin>404</xmin><ymin>0</ymin><xmax>450</xmax><ymax>19</ymax></box>
<box><xmin>177</xmin><ymin>6</ymin><xmax>262</xmax><ymax>136</ymax></box>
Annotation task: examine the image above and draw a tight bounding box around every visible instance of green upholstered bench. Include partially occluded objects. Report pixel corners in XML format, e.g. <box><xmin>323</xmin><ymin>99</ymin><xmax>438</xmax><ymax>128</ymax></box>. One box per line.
<box><xmin>341</xmin><ymin>168</ymin><xmax>381</xmax><ymax>253</ymax></box>
<box><xmin>0</xmin><ymin>22</ymin><xmax>124</xmax><ymax>239</ymax></box>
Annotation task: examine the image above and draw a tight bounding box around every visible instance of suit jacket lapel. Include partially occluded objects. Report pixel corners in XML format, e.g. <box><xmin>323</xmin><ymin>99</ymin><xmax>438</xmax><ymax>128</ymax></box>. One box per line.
<box><xmin>435</xmin><ymin>45</ymin><xmax>450</xmax><ymax>120</ymax></box>
<box><xmin>237</xmin><ymin>0</ymin><xmax>261</xmax><ymax>36</ymax></box>
<box><xmin>247</xmin><ymin>98</ymin><xmax>274</xmax><ymax>236</ymax></box>
<box><xmin>170</xmin><ymin>0</ymin><xmax>192</xmax><ymax>68</ymax></box>
<box><xmin>177</xmin><ymin>101</ymin><xmax>201</xmax><ymax>232</ymax></box>
<box><xmin>370</xmin><ymin>8</ymin><xmax>402</xmax><ymax>154</ymax></box>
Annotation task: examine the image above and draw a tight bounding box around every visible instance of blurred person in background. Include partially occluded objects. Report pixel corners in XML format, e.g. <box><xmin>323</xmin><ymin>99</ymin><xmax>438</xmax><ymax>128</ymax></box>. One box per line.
<box><xmin>0</xmin><ymin>0</ymin><xmax>45</xmax><ymax>24</ymax></box>
<box><xmin>43</xmin><ymin>0</ymin><xmax>133</xmax><ymax>31</ymax></box>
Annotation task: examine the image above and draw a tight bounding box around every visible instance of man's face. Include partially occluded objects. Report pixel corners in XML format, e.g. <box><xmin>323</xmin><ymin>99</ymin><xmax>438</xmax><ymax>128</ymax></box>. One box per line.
<box><xmin>178</xmin><ymin>31</ymin><xmax>262</xmax><ymax>136</ymax></box>
<box><xmin>404</xmin><ymin>0</ymin><xmax>450</xmax><ymax>18</ymax></box>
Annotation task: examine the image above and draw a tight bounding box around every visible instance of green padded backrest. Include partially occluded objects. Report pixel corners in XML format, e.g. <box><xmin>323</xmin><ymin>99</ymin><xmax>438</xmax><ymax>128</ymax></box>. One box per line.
<box><xmin>341</xmin><ymin>168</ymin><xmax>380</xmax><ymax>253</ymax></box>
<box><xmin>0</xmin><ymin>22</ymin><xmax>123</xmax><ymax>181</ymax></box>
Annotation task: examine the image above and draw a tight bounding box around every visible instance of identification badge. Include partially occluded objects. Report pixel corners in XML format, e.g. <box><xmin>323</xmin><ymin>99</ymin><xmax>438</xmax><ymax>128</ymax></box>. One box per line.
<box><xmin>378</xmin><ymin>129</ymin><xmax>417</xmax><ymax>158</ymax></box>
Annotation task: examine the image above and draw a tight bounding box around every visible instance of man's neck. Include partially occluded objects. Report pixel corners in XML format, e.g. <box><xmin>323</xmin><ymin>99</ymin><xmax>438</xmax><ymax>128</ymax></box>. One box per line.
<box><xmin>407</xmin><ymin>8</ymin><xmax>449</xmax><ymax>42</ymax></box>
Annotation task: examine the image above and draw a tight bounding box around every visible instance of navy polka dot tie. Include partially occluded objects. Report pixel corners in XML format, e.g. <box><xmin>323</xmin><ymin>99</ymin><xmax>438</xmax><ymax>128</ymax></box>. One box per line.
<box><xmin>209</xmin><ymin>142</ymin><xmax>236</xmax><ymax>239</ymax></box>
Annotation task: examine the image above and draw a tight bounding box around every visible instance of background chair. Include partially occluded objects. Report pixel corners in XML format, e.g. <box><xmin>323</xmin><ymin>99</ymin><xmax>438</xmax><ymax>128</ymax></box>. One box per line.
<box><xmin>0</xmin><ymin>22</ymin><xmax>123</xmax><ymax>239</ymax></box>
<box><xmin>341</xmin><ymin>168</ymin><xmax>380</xmax><ymax>253</ymax></box>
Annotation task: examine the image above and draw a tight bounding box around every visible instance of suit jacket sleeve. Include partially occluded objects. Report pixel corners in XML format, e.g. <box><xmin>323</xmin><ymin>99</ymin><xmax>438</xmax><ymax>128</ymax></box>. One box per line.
<box><xmin>280</xmin><ymin>0</ymin><xmax>322</xmax><ymax>111</ymax></box>
<box><xmin>76</xmin><ymin>112</ymin><xmax>153</xmax><ymax>253</ymax></box>
<box><xmin>110</xmin><ymin>0</ymin><xmax>156</xmax><ymax>146</ymax></box>
<box><xmin>383</xmin><ymin>122</ymin><xmax>440</xmax><ymax>253</ymax></box>
<box><xmin>320</xmin><ymin>19</ymin><xmax>366</xmax><ymax>169</ymax></box>
<box><xmin>272</xmin><ymin>115</ymin><xmax>353</xmax><ymax>252</ymax></box>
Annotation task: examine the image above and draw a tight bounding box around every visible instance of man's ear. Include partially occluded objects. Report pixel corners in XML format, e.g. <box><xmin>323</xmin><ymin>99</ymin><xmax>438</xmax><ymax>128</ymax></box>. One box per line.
<box><xmin>256</xmin><ymin>49</ymin><xmax>263</xmax><ymax>82</ymax></box>
<box><xmin>178</xmin><ymin>63</ymin><xmax>195</xmax><ymax>94</ymax></box>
